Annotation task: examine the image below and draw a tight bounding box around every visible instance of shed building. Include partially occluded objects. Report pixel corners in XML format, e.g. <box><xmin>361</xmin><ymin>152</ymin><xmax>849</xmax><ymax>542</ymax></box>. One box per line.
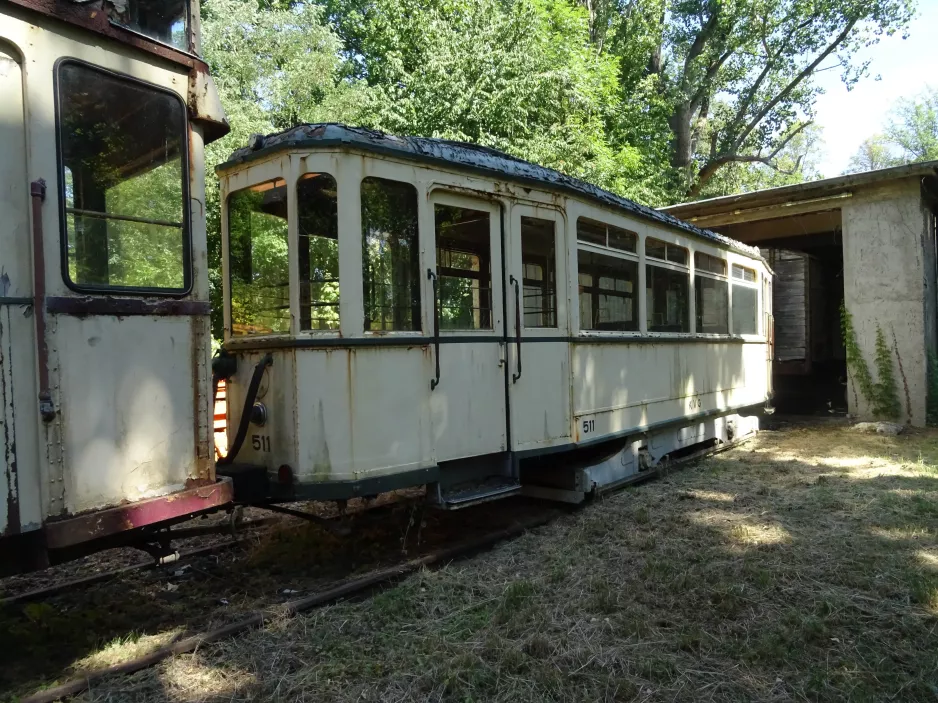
<box><xmin>663</xmin><ymin>163</ymin><xmax>938</xmax><ymax>425</ymax></box>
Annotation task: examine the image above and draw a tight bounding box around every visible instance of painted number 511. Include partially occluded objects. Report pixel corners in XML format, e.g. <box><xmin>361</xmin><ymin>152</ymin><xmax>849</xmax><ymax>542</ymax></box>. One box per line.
<box><xmin>582</xmin><ymin>419</ymin><xmax>596</xmax><ymax>434</ymax></box>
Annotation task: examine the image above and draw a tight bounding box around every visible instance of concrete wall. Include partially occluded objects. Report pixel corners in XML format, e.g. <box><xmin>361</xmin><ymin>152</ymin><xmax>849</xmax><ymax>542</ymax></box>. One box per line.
<box><xmin>842</xmin><ymin>180</ymin><xmax>934</xmax><ymax>425</ymax></box>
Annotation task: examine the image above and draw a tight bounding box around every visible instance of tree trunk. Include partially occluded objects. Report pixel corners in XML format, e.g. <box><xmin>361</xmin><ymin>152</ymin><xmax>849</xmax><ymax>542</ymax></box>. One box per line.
<box><xmin>668</xmin><ymin>103</ymin><xmax>694</xmax><ymax>182</ymax></box>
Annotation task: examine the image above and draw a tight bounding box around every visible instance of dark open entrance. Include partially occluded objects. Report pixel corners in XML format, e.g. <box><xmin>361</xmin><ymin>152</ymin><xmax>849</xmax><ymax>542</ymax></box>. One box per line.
<box><xmin>765</xmin><ymin>237</ymin><xmax>846</xmax><ymax>414</ymax></box>
<box><xmin>715</xmin><ymin>216</ymin><xmax>847</xmax><ymax>416</ymax></box>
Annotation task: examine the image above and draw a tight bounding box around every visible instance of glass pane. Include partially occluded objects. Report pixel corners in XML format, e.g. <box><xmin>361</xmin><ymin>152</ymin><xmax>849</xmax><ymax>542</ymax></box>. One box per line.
<box><xmin>297</xmin><ymin>173</ymin><xmax>339</xmax><ymax>331</ymax></box>
<box><xmin>111</xmin><ymin>0</ymin><xmax>189</xmax><ymax>51</ymax></box>
<box><xmin>521</xmin><ymin>216</ymin><xmax>557</xmax><ymax>328</ymax></box>
<box><xmin>228</xmin><ymin>179</ymin><xmax>290</xmax><ymax>336</ymax></box>
<box><xmin>647</xmin><ymin>265</ymin><xmax>689</xmax><ymax>332</ymax></box>
<box><xmin>578</xmin><ymin>250</ymin><xmax>638</xmax><ymax>331</ymax></box>
<box><xmin>695</xmin><ymin>252</ymin><xmax>726</xmax><ymax>276</ymax></box>
<box><xmin>646</xmin><ymin>237</ymin><xmax>668</xmax><ymax>261</ymax></box>
<box><xmin>362</xmin><ymin>178</ymin><xmax>421</xmax><ymax>331</ymax></box>
<box><xmin>667</xmin><ymin>245</ymin><xmax>688</xmax><ymax>265</ymax></box>
<box><xmin>59</xmin><ymin>62</ymin><xmax>186</xmax><ymax>291</ymax></box>
<box><xmin>695</xmin><ymin>275</ymin><xmax>728</xmax><ymax>334</ymax></box>
<box><xmin>608</xmin><ymin>225</ymin><xmax>637</xmax><ymax>253</ymax></box>
<box><xmin>732</xmin><ymin>264</ymin><xmax>757</xmax><ymax>282</ymax></box>
<box><xmin>733</xmin><ymin>284</ymin><xmax>758</xmax><ymax>334</ymax></box>
<box><xmin>436</xmin><ymin>205</ymin><xmax>492</xmax><ymax>330</ymax></box>
<box><xmin>576</xmin><ymin>218</ymin><xmax>606</xmax><ymax>246</ymax></box>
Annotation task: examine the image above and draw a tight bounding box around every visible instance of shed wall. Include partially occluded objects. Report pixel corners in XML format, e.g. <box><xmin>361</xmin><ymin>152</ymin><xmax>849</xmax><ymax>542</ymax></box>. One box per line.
<box><xmin>842</xmin><ymin>184</ymin><xmax>930</xmax><ymax>425</ymax></box>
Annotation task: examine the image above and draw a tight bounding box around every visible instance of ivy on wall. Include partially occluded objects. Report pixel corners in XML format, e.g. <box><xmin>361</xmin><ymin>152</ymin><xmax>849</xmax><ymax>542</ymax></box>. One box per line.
<box><xmin>840</xmin><ymin>303</ymin><xmax>902</xmax><ymax>422</ymax></box>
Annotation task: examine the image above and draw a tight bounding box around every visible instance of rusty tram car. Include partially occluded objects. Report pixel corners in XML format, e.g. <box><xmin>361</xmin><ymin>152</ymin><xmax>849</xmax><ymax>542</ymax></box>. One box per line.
<box><xmin>0</xmin><ymin>2</ymin><xmax>773</xmax><ymax>577</ymax></box>
<box><xmin>0</xmin><ymin>0</ymin><xmax>231</xmax><ymax>574</ymax></box>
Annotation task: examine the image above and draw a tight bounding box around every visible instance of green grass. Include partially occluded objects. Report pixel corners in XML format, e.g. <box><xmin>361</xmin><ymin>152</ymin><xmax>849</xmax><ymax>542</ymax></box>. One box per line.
<box><xmin>10</xmin><ymin>424</ymin><xmax>938</xmax><ymax>701</ymax></box>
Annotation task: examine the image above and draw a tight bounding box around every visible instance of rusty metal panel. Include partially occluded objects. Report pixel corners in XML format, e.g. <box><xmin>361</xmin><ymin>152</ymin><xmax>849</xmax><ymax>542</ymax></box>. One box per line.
<box><xmin>55</xmin><ymin>316</ymin><xmax>200</xmax><ymax>513</ymax></box>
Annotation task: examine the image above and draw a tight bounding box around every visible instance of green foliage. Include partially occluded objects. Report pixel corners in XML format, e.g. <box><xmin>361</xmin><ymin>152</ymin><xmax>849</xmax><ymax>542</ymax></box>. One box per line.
<box><xmin>846</xmin><ymin>86</ymin><xmax>938</xmax><ymax>173</ymax></box>
<box><xmin>840</xmin><ymin>303</ymin><xmax>901</xmax><ymax>421</ymax></box>
<box><xmin>926</xmin><ymin>350</ymin><xmax>938</xmax><ymax>427</ymax></box>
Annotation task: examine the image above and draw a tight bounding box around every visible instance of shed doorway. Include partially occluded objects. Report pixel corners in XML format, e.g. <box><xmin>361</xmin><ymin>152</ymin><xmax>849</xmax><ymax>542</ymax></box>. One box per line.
<box><xmin>764</xmin><ymin>238</ymin><xmax>846</xmax><ymax>415</ymax></box>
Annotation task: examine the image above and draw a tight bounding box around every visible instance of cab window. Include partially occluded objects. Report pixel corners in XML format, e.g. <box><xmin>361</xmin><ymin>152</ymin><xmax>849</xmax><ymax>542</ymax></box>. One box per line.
<box><xmin>57</xmin><ymin>62</ymin><xmax>189</xmax><ymax>294</ymax></box>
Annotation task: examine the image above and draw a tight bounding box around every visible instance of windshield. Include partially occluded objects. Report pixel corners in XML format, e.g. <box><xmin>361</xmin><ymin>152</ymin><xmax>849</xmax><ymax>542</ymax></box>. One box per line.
<box><xmin>107</xmin><ymin>0</ymin><xmax>190</xmax><ymax>51</ymax></box>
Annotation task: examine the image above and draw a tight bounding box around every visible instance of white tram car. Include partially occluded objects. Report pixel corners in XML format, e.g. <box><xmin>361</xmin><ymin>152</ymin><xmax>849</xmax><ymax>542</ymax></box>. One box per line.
<box><xmin>0</xmin><ymin>0</ymin><xmax>230</xmax><ymax>574</ymax></box>
<box><xmin>216</xmin><ymin>125</ymin><xmax>773</xmax><ymax>509</ymax></box>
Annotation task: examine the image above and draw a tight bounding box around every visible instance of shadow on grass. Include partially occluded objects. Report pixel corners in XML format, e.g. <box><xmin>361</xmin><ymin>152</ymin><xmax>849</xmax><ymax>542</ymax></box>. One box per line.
<box><xmin>9</xmin><ymin>427</ymin><xmax>938</xmax><ymax>702</ymax></box>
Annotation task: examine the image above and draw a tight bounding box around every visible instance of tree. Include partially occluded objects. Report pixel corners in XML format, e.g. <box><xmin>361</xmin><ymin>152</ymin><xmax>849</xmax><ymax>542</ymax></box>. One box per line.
<box><xmin>595</xmin><ymin>0</ymin><xmax>915</xmax><ymax>198</ymax></box>
<box><xmin>696</xmin><ymin>123</ymin><xmax>826</xmax><ymax>197</ymax></box>
<box><xmin>845</xmin><ymin>134</ymin><xmax>900</xmax><ymax>172</ymax></box>
<box><xmin>885</xmin><ymin>85</ymin><xmax>938</xmax><ymax>161</ymax></box>
<box><xmin>845</xmin><ymin>86</ymin><xmax>938</xmax><ymax>173</ymax></box>
<box><xmin>318</xmin><ymin>0</ymin><xmax>672</xmax><ymax>204</ymax></box>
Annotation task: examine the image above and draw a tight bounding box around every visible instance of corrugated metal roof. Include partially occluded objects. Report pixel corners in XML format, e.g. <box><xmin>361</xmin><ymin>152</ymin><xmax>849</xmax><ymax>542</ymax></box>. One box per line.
<box><xmin>218</xmin><ymin>123</ymin><xmax>761</xmax><ymax>257</ymax></box>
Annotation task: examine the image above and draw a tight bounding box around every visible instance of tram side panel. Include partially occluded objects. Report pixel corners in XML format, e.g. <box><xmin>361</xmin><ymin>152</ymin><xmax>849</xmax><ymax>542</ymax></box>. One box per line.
<box><xmin>572</xmin><ymin>340</ymin><xmax>768</xmax><ymax>444</ymax></box>
<box><xmin>0</xmin><ymin>37</ymin><xmax>42</xmax><ymax>541</ymax></box>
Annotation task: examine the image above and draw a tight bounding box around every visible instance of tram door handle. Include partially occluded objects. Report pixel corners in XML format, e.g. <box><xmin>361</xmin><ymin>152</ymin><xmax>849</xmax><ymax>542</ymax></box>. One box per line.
<box><xmin>509</xmin><ymin>275</ymin><xmax>522</xmax><ymax>383</ymax></box>
<box><xmin>428</xmin><ymin>268</ymin><xmax>441</xmax><ymax>390</ymax></box>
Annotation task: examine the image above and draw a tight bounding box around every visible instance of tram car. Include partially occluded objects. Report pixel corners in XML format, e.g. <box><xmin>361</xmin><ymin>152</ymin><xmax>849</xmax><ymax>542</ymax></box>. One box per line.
<box><xmin>215</xmin><ymin>125</ymin><xmax>773</xmax><ymax>509</ymax></box>
<box><xmin>0</xmin><ymin>0</ymin><xmax>230</xmax><ymax>575</ymax></box>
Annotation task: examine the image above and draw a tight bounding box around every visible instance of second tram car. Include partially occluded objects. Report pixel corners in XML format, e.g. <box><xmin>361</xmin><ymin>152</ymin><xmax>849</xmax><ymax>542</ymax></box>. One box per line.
<box><xmin>215</xmin><ymin>125</ymin><xmax>773</xmax><ymax>509</ymax></box>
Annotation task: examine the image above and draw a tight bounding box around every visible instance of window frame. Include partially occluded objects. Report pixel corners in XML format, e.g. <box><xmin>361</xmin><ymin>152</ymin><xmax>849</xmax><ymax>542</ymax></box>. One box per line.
<box><xmin>575</xmin><ymin>215</ymin><xmax>641</xmax><ymax>337</ymax></box>
<box><xmin>296</xmin><ymin>170</ymin><xmax>341</xmax><ymax>333</ymax></box>
<box><xmin>730</xmin><ymin>263</ymin><xmax>761</xmax><ymax>337</ymax></box>
<box><xmin>54</xmin><ymin>58</ymin><xmax>192</xmax><ymax>298</ymax></box>
<box><xmin>108</xmin><ymin>0</ymin><xmax>192</xmax><ymax>53</ymax></box>
<box><xmin>645</xmin><ymin>235</ymin><xmax>691</xmax><ymax>335</ymax></box>
<box><xmin>693</xmin><ymin>250</ymin><xmax>730</xmax><ymax>338</ymax></box>
<box><xmin>226</xmin><ymin>177</ymin><xmax>291</xmax><ymax>337</ymax></box>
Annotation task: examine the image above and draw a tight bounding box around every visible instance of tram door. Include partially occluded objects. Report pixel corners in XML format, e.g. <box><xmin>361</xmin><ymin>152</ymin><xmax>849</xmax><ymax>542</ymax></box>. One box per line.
<box><xmin>505</xmin><ymin>205</ymin><xmax>571</xmax><ymax>452</ymax></box>
<box><xmin>0</xmin><ymin>43</ymin><xmax>40</xmax><ymax>538</ymax></box>
<box><xmin>429</xmin><ymin>194</ymin><xmax>508</xmax><ymax>462</ymax></box>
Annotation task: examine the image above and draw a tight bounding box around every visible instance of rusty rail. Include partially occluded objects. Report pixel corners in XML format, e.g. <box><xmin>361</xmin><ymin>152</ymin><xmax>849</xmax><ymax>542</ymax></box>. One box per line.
<box><xmin>19</xmin><ymin>514</ymin><xmax>555</xmax><ymax>703</ymax></box>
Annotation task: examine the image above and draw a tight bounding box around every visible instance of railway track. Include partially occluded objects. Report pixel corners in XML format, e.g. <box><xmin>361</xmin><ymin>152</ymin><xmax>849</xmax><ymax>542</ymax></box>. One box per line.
<box><xmin>18</xmin><ymin>511</ymin><xmax>560</xmax><ymax>703</ymax></box>
<box><xmin>5</xmin><ymin>436</ymin><xmax>755</xmax><ymax>702</ymax></box>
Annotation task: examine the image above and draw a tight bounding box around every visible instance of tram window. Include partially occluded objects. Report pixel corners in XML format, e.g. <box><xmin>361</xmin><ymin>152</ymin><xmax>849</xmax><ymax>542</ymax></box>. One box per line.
<box><xmin>695</xmin><ymin>276</ymin><xmax>729</xmax><ymax>334</ymax></box>
<box><xmin>578</xmin><ymin>250</ymin><xmax>639</xmax><ymax>332</ymax></box>
<box><xmin>732</xmin><ymin>283</ymin><xmax>759</xmax><ymax>335</ymax></box>
<box><xmin>227</xmin><ymin>179</ymin><xmax>290</xmax><ymax>336</ymax></box>
<box><xmin>435</xmin><ymin>205</ymin><xmax>493</xmax><ymax>330</ymax></box>
<box><xmin>110</xmin><ymin>0</ymin><xmax>189</xmax><ymax>51</ymax></box>
<box><xmin>297</xmin><ymin>173</ymin><xmax>339</xmax><ymax>331</ymax></box>
<box><xmin>646</xmin><ymin>264</ymin><xmax>690</xmax><ymax>333</ymax></box>
<box><xmin>57</xmin><ymin>62</ymin><xmax>188</xmax><ymax>293</ymax></box>
<box><xmin>694</xmin><ymin>252</ymin><xmax>727</xmax><ymax>276</ymax></box>
<box><xmin>646</xmin><ymin>237</ymin><xmax>688</xmax><ymax>265</ymax></box>
<box><xmin>732</xmin><ymin>264</ymin><xmax>757</xmax><ymax>282</ymax></box>
<box><xmin>521</xmin><ymin>217</ymin><xmax>557</xmax><ymax>328</ymax></box>
<box><xmin>361</xmin><ymin>178</ymin><xmax>421</xmax><ymax>332</ymax></box>
<box><xmin>576</xmin><ymin>217</ymin><xmax>637</xmax><ymax>253</ymax></box>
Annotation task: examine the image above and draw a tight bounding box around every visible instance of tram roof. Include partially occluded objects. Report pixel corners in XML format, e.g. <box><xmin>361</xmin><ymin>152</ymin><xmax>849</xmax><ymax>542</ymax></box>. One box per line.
<box><xmin>218</xmin><ymin>123</ymin><xmax>760</xmax><ymax>258</ymax></box>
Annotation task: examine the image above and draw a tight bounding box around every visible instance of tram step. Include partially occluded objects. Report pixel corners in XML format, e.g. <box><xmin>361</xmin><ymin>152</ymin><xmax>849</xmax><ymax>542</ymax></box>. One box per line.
<box><xmin>440</xmin><ymin>479</ymin><xmax>521</xmax><ymax>510</ymax></box>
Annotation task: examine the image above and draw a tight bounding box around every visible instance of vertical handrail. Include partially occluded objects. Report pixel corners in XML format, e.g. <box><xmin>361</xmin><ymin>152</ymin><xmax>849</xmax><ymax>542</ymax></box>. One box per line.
<box><xmin>428</xmin><ymin>268</ymin><xmax>440</xmax><ymax>390</ymax></box>
<box><xmin>30</xmin><ymin>179</ymin><xmax>54</xmax><ymax>422</ymax></box>
<box><xmin>509</xmin><ymin>275</ymin><xmax>522</xmax><ymax>383</ymax></box>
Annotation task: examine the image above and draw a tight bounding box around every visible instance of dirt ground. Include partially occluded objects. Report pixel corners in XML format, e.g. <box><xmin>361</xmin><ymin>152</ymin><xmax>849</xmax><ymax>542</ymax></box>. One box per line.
<box><xmin>9</xmin><ymin>423</ymin><xmax>938</xmax><ymax>702</ymax></box>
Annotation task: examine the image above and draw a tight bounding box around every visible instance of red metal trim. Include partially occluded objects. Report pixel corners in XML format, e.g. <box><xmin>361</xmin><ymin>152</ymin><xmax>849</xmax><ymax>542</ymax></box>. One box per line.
<box><xmin>43</xmin><ymin>478</ymin><xmax>234</xmax><ymax>549</ymax></box>
<box><xmin>5</xmin><ymin>0</ymin><xmax>201</xmax><ymax>71</ymax></box>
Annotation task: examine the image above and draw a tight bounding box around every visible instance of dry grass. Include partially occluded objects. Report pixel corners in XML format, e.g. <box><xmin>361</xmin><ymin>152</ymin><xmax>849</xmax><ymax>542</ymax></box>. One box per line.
<box><xmin>63</xmin><ymin>426</ymin><xmax>938</xmax><ymax>700</ymax></box>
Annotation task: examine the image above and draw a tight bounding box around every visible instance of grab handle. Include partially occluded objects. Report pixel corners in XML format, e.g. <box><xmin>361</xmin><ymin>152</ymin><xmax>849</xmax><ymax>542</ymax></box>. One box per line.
<box><xmin>509</xmin><ymin>275</ymin><xmax>522</xmax><ymax>383</ymax></box>
<box><xmin>428</xmin><ymin>268</ymin><xmax>440</xmax><ymax>390</ymax></box>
